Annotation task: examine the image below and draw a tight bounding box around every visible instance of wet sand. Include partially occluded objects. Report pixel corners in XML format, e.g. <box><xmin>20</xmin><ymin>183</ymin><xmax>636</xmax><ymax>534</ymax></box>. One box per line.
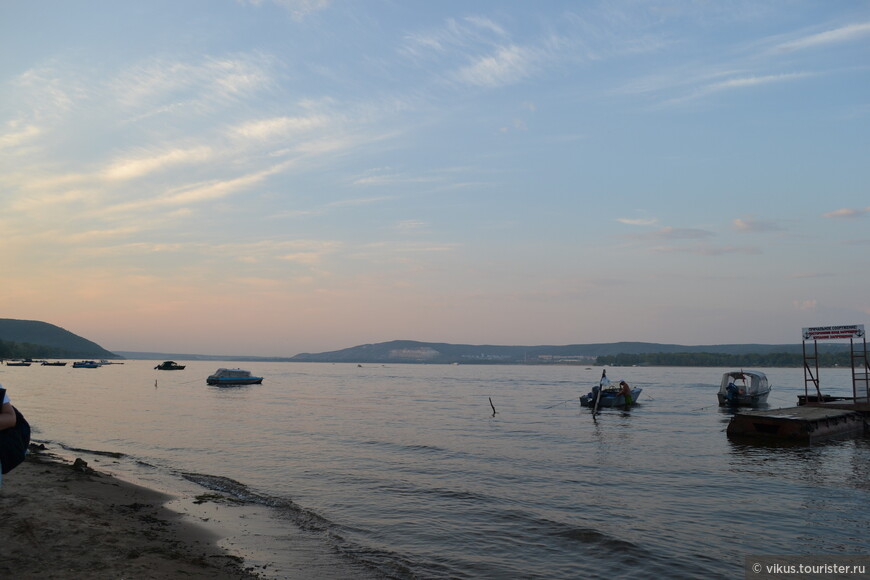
<box><xmin>0</xmin><ymin>446</ymin><xmax>261</xmax><ymax>579</ymax></box>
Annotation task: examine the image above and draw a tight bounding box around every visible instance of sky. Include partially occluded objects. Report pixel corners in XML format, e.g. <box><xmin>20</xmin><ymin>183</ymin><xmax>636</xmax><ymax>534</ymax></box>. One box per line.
<box><xmin>1</xmin><ymin>1</ymin><xmax>869</xmax><ymax>356</ymax></box>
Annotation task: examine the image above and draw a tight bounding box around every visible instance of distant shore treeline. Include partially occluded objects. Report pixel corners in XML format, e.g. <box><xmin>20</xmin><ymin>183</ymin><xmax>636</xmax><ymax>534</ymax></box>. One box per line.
<box><xmin>0</xmin><ymin>338</ymin><xmax>78</xmax><ymax>360</ymax></box>
<box><xmin>594</xmin><ymin>351</ymin><xmax>851</xmax><ymax>368</ymax></box>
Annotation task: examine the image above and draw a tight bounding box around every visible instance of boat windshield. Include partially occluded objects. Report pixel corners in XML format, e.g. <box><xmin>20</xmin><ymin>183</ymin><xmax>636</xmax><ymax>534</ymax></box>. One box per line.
<box><xmin>212</xmin><ymin>368</ymin><xmax>251</xmax><ymax>377</ymax></box>
<box><xmin>720</xmin><ymin>371</ymin><xmax>768</xmax><ymax>395</ymax></box>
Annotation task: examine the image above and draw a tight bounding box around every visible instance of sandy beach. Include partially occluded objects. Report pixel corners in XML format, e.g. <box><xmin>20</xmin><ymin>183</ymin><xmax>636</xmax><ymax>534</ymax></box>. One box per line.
<box><xmin>0</xmin><ymin>445</ymin><xmax>261</xmax><ymax>580</ymax></box>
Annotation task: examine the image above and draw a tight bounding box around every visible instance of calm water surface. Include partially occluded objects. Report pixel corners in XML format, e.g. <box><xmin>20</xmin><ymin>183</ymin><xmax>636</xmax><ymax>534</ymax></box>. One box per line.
<box><xmin>5</xmin><ymin>362</ymin><xmax>868</xmax><ymax>579</ymax></box>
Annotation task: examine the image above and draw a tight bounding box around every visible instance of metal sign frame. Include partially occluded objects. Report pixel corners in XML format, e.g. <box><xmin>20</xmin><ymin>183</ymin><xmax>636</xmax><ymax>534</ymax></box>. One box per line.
<box><xmin>802</xmin><ymin>324</ymin><xmax>869</xmax><ymax>403</ymax></box>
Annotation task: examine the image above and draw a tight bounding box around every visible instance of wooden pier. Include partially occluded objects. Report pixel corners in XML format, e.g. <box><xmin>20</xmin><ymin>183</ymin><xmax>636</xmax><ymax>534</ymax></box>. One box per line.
<box><xmin>727</xmin><ymin>404</ymin><xmax>867</xmax><ymax>444</ymax></box>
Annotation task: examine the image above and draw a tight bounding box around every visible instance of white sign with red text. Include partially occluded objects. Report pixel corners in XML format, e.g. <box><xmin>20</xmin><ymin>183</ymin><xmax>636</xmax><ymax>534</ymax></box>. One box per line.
<box><xmin>802</xmin><ymin>324</ymin><xmax>865</xmax><ymax>340</ymax></box>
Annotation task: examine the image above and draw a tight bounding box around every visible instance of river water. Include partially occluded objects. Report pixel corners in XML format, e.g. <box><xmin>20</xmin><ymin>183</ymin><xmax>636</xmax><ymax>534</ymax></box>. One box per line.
<box><xmin>4</xmin><ymin>362</ymin><xmax>868</xmax><ymax>579</ymax></box>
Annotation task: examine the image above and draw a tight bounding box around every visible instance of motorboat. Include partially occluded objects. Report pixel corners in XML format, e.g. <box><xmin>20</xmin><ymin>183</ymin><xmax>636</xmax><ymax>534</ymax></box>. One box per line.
<box><xmin>72</xmin><ymin>360</ymin><xmax>100</xmax><ymax>368</ymax></box>
<box><xmin>717</xmin><ymin>370</ymin><xmax>771</xmax><ymax>407</ymax></box>
<box><xmin>580</xmin><ymin>370</ymin><xmax>642</xmax><ymax>408</ymax></box>
<box><xmin>41</xmin><ymin>361</ymin><xmax>67</xmax><ymax>366</ymax></box>
<box><xmin>155</xmin><ymin>361</ymin><xmax>186</xmax><ymax>370</ymax></box>
<box><xmin>206</xmin><ymin>368</ymin><xmax>263</xmax><ymax>386</ymax></box>
<box><xmin>580</xmin><ymin>384</ymin><xmax>642</xmax><ymax>408</ymax></box>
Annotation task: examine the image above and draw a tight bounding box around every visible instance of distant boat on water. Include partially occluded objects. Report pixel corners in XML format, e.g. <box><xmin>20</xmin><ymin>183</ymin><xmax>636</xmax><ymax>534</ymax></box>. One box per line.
<box><xmin>155</xmin><ymin>361</ymin><xmax>185</xmax><ymax>371</ymax></box>
<box><xmin>41</xmin><ymin>361</ymin><xmax>67</xmax><ymax>366</ymax></box>
<box><xmin>73</xmin><ymin>360</ymin><xmax>100</xmax><ymax>368</ymax></box>
<box><xmin>206</xmin><ymin>368</ymin><xmax>263</xmax><ymax>386</ymax></box>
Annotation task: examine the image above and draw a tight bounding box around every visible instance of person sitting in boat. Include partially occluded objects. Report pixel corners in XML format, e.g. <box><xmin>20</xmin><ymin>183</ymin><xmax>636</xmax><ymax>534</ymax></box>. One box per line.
<box><xmin>725</xmin><ymin>382</ymin><xmax>740</xmax><ymax>402</ymax></box>
<box><xmin>618</xmin><ymin>381</ymin><xmax>633</xmax><ymax>409</ymax></box>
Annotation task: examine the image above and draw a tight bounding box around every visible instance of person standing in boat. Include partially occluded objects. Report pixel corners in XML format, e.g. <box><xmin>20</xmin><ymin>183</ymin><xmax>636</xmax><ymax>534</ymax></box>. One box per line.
<box><xmin>618</xmin><ymin>380</ymin><xmax>633</xmax><ymax>410</ymax></box>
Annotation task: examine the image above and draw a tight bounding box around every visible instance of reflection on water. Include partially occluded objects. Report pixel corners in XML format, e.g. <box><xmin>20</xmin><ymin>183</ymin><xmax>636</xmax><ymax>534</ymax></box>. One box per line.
<box><xmin>3</xmin><ymin>362</ymin><xmax>868</xmax><ymax>579</ymax></box>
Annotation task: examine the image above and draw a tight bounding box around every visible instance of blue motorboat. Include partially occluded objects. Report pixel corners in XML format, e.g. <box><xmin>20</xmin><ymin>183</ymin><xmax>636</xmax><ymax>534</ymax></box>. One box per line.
<box><xmin>580</xmin><ymin>370</ymin><xmax>641</xmax><ymax>408</ymax></box>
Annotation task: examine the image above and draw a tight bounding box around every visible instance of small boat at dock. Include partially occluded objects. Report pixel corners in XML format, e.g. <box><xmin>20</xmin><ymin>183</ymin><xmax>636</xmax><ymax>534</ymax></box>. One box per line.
<box><xmin>717</xmin><ymin>370</ymin><xmax>771</xmax><ymax>407</ymax></box>
<box><xmin>206</xmin><ymin>368</ymin><xmax>263</xmax><ymax>386</ymax></box>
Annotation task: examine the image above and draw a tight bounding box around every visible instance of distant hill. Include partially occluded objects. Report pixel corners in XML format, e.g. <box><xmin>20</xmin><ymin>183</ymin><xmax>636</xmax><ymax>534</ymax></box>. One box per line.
<box><xmin>115</xmin><ymin>351</ymin><xmax>296</xmax><ymax>362</ymax></box>
<box><xmin>0</xmin><ymin>318</ymin><xmax>119</xmax><ymax>359</ymax></box>
<box><xmin>288</xmin><ymin>339</ymin><xmax>846</xmax><ymax>365</ymax></box>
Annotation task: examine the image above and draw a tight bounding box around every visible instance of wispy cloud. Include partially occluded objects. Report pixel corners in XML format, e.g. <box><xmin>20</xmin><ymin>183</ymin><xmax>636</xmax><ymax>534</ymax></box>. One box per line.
<box><xmin>454</xmin><ymin>44</ymin><xmax>539</xmax><ymax>88</ymax></box>
<box><xmin>774</xmin><ymin>21</ymin><xmax>870</xmax><ymax>52</ymax></box>
<box><xmin>641</xmin><ymin>226</ymin><xmax>715</xmax><ymax>240</ymax></box>
<box><xmin>651</xmin><ymin>244</ymin><xmax>761</xmax><ymax>256</ymax></box>
<box><xmin>102</xmin><ymin>146</ymin><xmax>215</xmax><ymax>181</ymax></box>
<box><xmin>618</xmin><ymin>217</ymin><xmax>658</xmax><ymax>226</ymax></box>
<box><xmin>352</xmin><ymin>169</ymin><xmax>438</xmax><ymax>186</ymax></box>
<box><xmin>111</xmin><ymin>54</ymin><xmax>276</xmax><ymax>115</ymax></box>
<box><xmin>792</xmin><ymin>299</ymin><xmax>818</xmax><ymax>311</ymax></box>
<box><xmin>229</xmin><ymin>114</ymin><xmax>331</xmax><ymax>141</ymax></box>
<box><xmin>823</xmin><ymin>207</ymin><xmax>870</xmax><ymax>219</ymax></box>
<box><xmin>791</xmin><ymin>272</ymin><xmax>834</xmax><ymax>279</ymax></box>
<box><xmin>732</xmin><ymin>217</ymin><xmax>782</xmax><ymax>233</ymax></box>
<box><xmin>402</xmin><ymin>16</ymin><xmax>508</xmax><ymax>60</ymax></box>
<box><xmin>664</xmin><ymin>72</ymin><xmax>813</xmax><ymax>106</ymax></box>
<box><xmin>395</xmin><ymin>220</ymin><xmax>428</xmax><ymax>234</ymax></box>
<box><xmin>238</xmin><ymin>0</ymin><xmax>332</xmax><ymax>20</ymax></box>
<box><xmin>0</xmin><ymin>123</ymin><xmax>42</xmax><ymax>150</ymax></box>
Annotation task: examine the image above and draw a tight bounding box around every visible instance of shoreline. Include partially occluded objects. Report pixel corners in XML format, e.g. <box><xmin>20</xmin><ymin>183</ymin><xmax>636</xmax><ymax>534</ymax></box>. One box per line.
<box><xmin>0</xmin><ymin>445</ymin><xmax>262</xmax><ymax>579</ymax></box>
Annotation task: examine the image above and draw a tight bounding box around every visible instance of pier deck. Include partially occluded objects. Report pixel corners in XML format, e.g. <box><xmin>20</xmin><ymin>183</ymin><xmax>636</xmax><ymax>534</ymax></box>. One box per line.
<box><xmin>726</xmin><ymin>405</ymin><xmax>866</xmax><ymax>443</ymax></box>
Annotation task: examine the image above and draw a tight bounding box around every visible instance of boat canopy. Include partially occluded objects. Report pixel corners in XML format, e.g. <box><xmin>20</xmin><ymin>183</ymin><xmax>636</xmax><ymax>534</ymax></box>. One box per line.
<box><xmin>719</xmin><ymin>370</ymin><xmax>769</xmax><ymax>396</ymax></box>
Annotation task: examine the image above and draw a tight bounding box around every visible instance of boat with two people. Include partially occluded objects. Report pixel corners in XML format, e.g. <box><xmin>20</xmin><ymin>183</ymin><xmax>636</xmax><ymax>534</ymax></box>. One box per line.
<box><xmin>580</xmin><ymin>370</ymin><xmax>642</xmax><ymax>409</ymax></box>
<box><xmin>206</xmin><ymin>368</ymin><xmax>263</xmax><ymax>386</ymax></box>
<box><xmin>155</xmin><ymin>361</ymin><xmax>186</xmax><ymax>371</ymax></box>
<box><xmin>717</xmin><ymin>370</ymin><xmax>771</xmax><ymax>407</ymax></box>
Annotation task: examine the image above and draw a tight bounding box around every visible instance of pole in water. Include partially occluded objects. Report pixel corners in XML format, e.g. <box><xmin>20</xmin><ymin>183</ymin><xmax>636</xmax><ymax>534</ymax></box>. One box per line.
<box><xmin>489</xmin><ymin>397</ymin><xmax>497</xmax><ymax>416</ymax></box>
<box><xmin>593</xmin><ymin>368</ymin><xmax>609</xmax><ymax>415</ymax></box>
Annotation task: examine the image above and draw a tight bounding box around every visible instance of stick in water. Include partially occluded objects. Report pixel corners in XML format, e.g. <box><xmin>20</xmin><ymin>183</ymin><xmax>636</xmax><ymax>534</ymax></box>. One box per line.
<box><xmin>489</xmin><ymin>397</ymin><xmax>497</xmax><ymax>416</ymax></box>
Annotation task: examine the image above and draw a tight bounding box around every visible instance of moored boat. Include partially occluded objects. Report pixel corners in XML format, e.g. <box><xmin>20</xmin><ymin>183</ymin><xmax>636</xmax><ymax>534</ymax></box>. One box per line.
<box><xmin>72</xmin><ymin>360</ymin><xmax>100</xmax><ymax>368</ymax></box>
<box><xmin>41</xmin><ymin>361</ymin><xmax>68</xmax><ymax>366</ymax></box>
<box><xmin>717</xmin><ymin>370</ymin><xmax>771</xmax><ymax>407</ymax></box>
<box><xmin>206</xmin><ymin>368</ymin><xmax>263</xmax><ymax>386</ymax></box>
<box><xmin>155</xmin><ymin>360</ymin><xmax>186</xmax><ymax>370</ymax></box>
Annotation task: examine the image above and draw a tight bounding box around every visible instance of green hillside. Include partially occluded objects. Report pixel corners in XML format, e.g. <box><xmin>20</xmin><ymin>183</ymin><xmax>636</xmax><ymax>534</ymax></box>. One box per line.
<box><xmin>0</xmin><ymin>318</ymin><xmax>118</xmax><ymax>359</ymax></box>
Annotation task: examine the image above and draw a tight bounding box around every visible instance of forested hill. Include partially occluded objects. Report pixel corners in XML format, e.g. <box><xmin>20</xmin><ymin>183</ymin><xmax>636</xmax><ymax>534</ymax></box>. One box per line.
<box><xmin>289</xmin><ymin>339</ymin><xmax>850</xmax><ymax>366</ymax></box>
<box><xmin>0</xmin><ymin>318</ymin><xmax>118</xmax><ymax>359</ymax></box>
